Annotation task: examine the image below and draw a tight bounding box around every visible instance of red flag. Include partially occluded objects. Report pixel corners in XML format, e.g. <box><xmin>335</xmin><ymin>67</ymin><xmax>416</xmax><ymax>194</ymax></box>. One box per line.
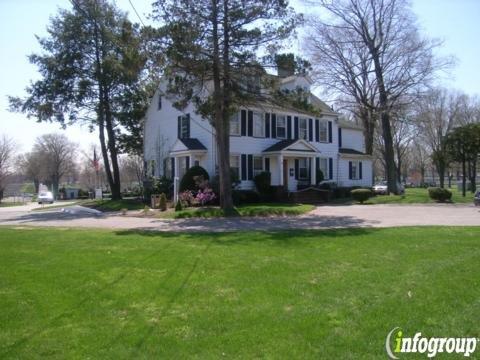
<box><xmin>93</xmin><ymin>149</ymin><xmax>100</xmax><ymax>171</ymax></box>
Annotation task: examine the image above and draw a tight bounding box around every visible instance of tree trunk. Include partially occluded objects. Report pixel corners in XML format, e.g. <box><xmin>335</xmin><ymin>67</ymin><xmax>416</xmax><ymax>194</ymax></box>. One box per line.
<box><xmin>360</xmin><ymin>107</ymin><xmax>375</xmax><ymax>155</ymax></box>
<box><xmin>469</xmin><ymin>160</ymin><xmax>477</xmax><ymax>193</ymax></box>
<box><xmin>104</xmin><ymin>95</ymin><xmax>122</xmax><ymax>200</ymax></box>
<box><xmin>33</xmin><ymin>179</ymin><xmax>39</xmax><ymax>194</ymax></box>
<box><xmin>462</xmin><ymin>157</ymin><xmax>466</xmax><ymax>197</ymax></box>
<box><xmin>420</xmin><ymin>166</ymin><xmax>425</xmax><ymax>185</ymax></box>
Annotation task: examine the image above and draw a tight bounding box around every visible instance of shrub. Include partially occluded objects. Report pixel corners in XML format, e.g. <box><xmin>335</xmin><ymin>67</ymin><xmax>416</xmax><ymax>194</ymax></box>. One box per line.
<box><xmin>195</xmin><ymin>187</ymin><xmax>216</xmax><ymax>206</ymax></box>
<box><xmin>316</xmin><ymin>169</ymin><xmax>324</xmax><ymax>184</ymax></box>
<box><xmin>153</xmin><ymin>176</ymin><xmax>173</xmax><ymax>198</ymax></box>
<box><xmin>175</xmin><ymin>200</ymin><xmax>183</xmax><ymax>211</ymax></box>
<box><xmin>351</xmin><ymin>188</ymin><xmax>372</xmax><ymax>204</ymax></box>
<box><xmin>210</xmin><ymin>168</ymin><xmax>240</xmax><ymax>194</ymax></box>
<box><xmin>232</xmin><ymin>190</ymin><xmax>261</xmax><ymax>205</ymax></box>
<box><xmin>179</xmin><ymin>166</ymin><xmax>209</xmax><ymax>192</ymax></box>
<box><xmin>254</xmin><ymin>171</ymin><xmax>271</xmax><ymax>194</ymax></box>
<box><xmin>428</xmin><ymin>187</ymin><xmax>452</xmax><ymax>202</ymax></box>
<box><xmin>179</xmin><ymin>190</ymin><xmax>195</xmax><ymax>207</ymax></box>
<box><xmin>159</xmin><ymin>193</ymin><xmax>167</xmax><ymax>211</ymax></box>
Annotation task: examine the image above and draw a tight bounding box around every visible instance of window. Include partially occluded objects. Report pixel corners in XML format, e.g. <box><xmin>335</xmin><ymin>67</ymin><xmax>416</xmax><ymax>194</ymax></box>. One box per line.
<box><xmin>157</xmin><ymin>95</ymin><xmax>162</xmax><ymax>110</ymax></box>
<box><xmin>230</xmin><ymin>155</ymin><xmax>240</xmax><ymax>180</ymax></box>
<box><xmin>319</xmin><ymin>121</ymin><xmax>328</xmax><ymax>142</ymax></box>
<box><xmin>319</xmin><ymin>158</ymin><xmax>328</xmax><ymax>179</ymax></box>
<box><xmin>351</xmin><ymin>160</ymin><xmax>359</xmax><ymax>180</ymax></box>
<box><xmin>230</xmin><ymin>112</ymin><xmax>240</xmax><ymax>135</ymax></box>
<box><xmin>299</xmin><ymin>118</ymin><xmax>308</xmax><ymax>140</ymax></box>
<box><xmin>253</xmin><ymin>156</ymin><xmax>263</xmax><ymax>176</ymax></box>
<box><xmin>298</xmin><ymin>158</ymin><xmax>308</xmax><ymax>179</ymax></box>
<box><xmin>179</xmin><ymin>115</ymin><xmax>190</xmax><ymax>139</ymax></box>
<box><xmin>276</xmin><ymin>115</ymin><xmax>286</xmax><ymax>139</ymax></box>
<box><xmin>253</xmin><ymin>112</ymin><xmax>264</xmax><ymax>137</ymax></box>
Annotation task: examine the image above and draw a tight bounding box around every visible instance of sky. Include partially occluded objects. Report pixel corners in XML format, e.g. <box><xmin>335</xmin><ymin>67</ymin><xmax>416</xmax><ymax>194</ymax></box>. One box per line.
<box><xmin>1</xmin><ymin>0</ymin><xmax>479</xmax><ymax>153</ymax></box>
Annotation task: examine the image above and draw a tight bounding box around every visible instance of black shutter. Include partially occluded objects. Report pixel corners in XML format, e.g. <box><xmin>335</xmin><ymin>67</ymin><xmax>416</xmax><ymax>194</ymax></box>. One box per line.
<box><xmin>294</xmin><ymin>117</ymin><xmax>299</xmax><ymax>139</ymax></box>
<box><xmin>265</xmin><ymin>113</ymin><xmax>271</xmax><ymax>138</ymax></box>
<box><xmin>359</xmin><ymin>161</ymin><xmax>363</xmax><ymax>179</ymax></box>
<box><xmin>294</xmin><ymin>159</ymin><xmax>299</xmax><ymax>180</ymax></box>
<box><xmin>308</xmin><ymin>158</ymin><xmax>312</xmax><ymax>183</ymax></box>
<box><xmin>177</xmin><ymin>116</ymin><xmax>181</xmax><ymax>139</ymax></box>
<box><xmin>171</xmin><ymin>157</ymin><xmax>175</xmax><ymax>179</ymax></box>
<box><xmin>186</xmin><ymin>114</ymin><xmax>190</xmax><ymax>138</ymax></box>
<box><xmin>308</xmin><ymin>118</ymin><xmax>313</xmax><ymax>142</ymax></box>
<box><xmin>329</xmin><ymin>158</ymin><xmax>333</xmax><ymax>180</ymax></box>
<box><xmin>241</xmin><ymin>154</ymin><xmax>247</xmax><ymax>181</ymax></box>
<box><xmin>315</xmin><ymin>119</ymin><xmax>319</xmax><ymax>142</ymax></box>
<box><xmin>349</xmin><ymin>161</ymin><xmax>353</xmax><ymax>180</ymax></box>
<box><xmin>247</xmin><ymin>154</ymin><xmax>253</xmax><ymax>180</ymax></box>
<box><xmin>328</xmin><ymin>121</ymin><xmax>333</xmax><ymax>143</ymax></box>
<box><xmin>338</xmin><ymin>128</ymin><xmax>342</xmax><ymax>148</ymax></box>
<box><xmin>186</xmin><ymin>156</ymin><xmax>190</xmax><ymax>170</ymax></box>
<box><xmin>241</xmin><ymin>110</ymin><xmax>247</xmax><ymax>136</ymax></box>
<box><xmin>315</xmin><ymin>157</ymin><xmax>319</xmax><ymax>175</ymax></box>
<box><xmin>287</xmin><ymin>116</ymin><xmax>292</xmax><ymax>139</ymax></box>
<box><xmin>265</xmin><ymin>158</ymin><xmax>270</xmax><ymax>172</ymax></box>
<box><xmin>271</xmin><ymin>113</ymin><xmax>277</xmax><ymax>138</ymax></box>
<box><xmin>247</xmin><ymin>111</ymin><xmax>253</xmax><ymax>137</ymax></box>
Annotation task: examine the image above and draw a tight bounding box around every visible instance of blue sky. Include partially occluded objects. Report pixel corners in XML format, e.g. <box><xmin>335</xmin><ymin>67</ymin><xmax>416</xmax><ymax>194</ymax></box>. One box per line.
<box><xmin>1</xmin><ymin>0</ymin><xmax>479</xmax><ymax>152</ymax></box>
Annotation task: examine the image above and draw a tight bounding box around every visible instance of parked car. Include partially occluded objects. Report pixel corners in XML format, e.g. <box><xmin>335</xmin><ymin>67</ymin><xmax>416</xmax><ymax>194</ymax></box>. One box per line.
<box><xmin>38</xmin><ymin>191</ymin><xmax>54</xmax><ymax>204</ymax></box>
<box><xmin>474</xmin><ymin>190</ymin><xmax>480</xmax><ymax>206</ymax></box>
<box><xmin>373</xmin><ymin>181</ymin><xmax>405</xmax><ymax>195</ymax></box>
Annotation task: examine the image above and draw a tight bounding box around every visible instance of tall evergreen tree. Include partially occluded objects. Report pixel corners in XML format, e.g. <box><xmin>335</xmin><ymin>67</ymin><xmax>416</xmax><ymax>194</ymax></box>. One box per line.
<box><xmin>153</xmin><ymin>0</ymin><xmax>300</xmax><ymax>214</ymax></box>
<box><xmin>9</xmin><ymin>0</ymin><xmax>152</xmax><ymax>199</ymax></box>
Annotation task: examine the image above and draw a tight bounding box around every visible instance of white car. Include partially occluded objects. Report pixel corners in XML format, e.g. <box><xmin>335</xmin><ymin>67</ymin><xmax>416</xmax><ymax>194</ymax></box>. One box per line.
<box><xmin>373</xmin><ymin>182</ymin><xmax>405</xmax><ymax>195</ymax></box>
<box><xmin>38</xmin><ymin>191</ymin><xmax>54</xmax><ymax>204</ymax></box>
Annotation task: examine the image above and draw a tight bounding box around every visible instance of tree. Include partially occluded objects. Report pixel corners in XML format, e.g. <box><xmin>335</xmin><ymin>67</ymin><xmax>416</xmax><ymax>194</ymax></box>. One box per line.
<box><xmin>445</xmin><ymin>123</ymin><xmax>480</xmax><ymax>196</ymax></box>
<box><xmin>9</xmin><ymin>0</ymin><xmax>152</xmax><ymax>200</ymax></box>
<box><xmin>305</xmin><ymin>0</ymin><xmax>450</xmax><ymax>194</ymax></box>
<box><xmin>17</xmin><ymin>151</ymin><xmax>45</xmax><ymax>194</ymax></box>
<box><xmin>415</xmin><ymin>88</ymin><xmax>463</xmax><ymax>188</ymax></box>
<box><xmin>33</xmin><ymin>134</ymin><xmax>76</xmax><ymax>199</ymax></box>
<box><xmin>153</xmin><ymin>0</ymin><xmax>299</xmax><ymax>214</ymax></box>
<box><xmin>0</xmin><ymin>135</ymin><xmax>16</xmax><ymax>203</ymax></box>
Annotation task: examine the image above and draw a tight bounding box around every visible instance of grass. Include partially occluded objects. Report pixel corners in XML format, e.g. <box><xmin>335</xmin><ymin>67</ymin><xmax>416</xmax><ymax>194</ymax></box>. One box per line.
<box><xmin>1</xmin><ymin>226</ymin><xmax>479</xmax><ymax>358</ymax></box>
<box><xmin>81</xmin><ymin>198</ymin><xmax>146</xmax><ymax>212</ymax></box>
<box><xmin>335</xmin><ymin>187</ymin><xmax>476</xmax><ymax>205</ymax></box>
<box><xmin>0</xmin><ymin>202</ymin><xmax>22</xmax><ymax>208</ymax></box>
<box><xmin>166</xmin><ymin>203</ymin><xmax>315</xmax><ymax>218</ymax></box>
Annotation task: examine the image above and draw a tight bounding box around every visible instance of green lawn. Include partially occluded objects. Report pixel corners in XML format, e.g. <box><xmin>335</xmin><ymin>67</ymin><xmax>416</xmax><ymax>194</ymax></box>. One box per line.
<box><xmin>1</xmin><ymin>226</ymin><xmax>479</xmax><ymax>358</ymax></box>
<box><xmin>336</xmin><ymin>187</ymin><xmax>476</xmax><ymax>205</ymax></box>
<box><xmin>0</xmin><ymin>202</ymin><xmax>22</xmax><ymax>208</ymax></box>
<box><xmin>81</xmin><ymin>198</ymin><xmax>146</xmax><ymax>211</ymax></box>
<box><xmin>167</xmin><ymin>203</ymin><xmax>314</xmax><ymax>218</ymax></box>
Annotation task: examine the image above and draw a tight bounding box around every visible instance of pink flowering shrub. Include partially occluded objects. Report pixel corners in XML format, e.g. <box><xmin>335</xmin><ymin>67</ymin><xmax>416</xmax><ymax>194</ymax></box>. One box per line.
<box><xmin>178</xmin><ymin>190</ymin><xmax>195</xmax><ymax>207</ymax></box>
<box><xmin>195</xmin><ymin>187</ymin><xmax>216</xmax><ymax>206</ymax></box>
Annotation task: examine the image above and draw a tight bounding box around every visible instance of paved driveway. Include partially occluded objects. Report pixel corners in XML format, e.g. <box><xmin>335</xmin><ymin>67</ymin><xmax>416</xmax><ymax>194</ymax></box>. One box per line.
<box><xmin>0</xmin><ymin>203</ymin><xmax>479</xmax><ymax>232</ymax></box>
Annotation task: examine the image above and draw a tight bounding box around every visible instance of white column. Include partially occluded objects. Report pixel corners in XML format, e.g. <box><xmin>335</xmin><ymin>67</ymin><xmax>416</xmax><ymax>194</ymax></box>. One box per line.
<box><xmin>189</xmin><ymin>154</ymin><xmax>194</xmax><ymax>168</ymax></box>
<box><xmin>173</xmin><ymin>156</ymin><xmax>180</xmax><ymax>203</ymax></box>
<box><xmin>311</xmin><ymin>157</ymin><xmax>316</xmax><ymax>185</ymax></box>
<box><xmin>278</xmin><ymin>154</ymin><xmax>284</xmax><ymax>186</ymax></box>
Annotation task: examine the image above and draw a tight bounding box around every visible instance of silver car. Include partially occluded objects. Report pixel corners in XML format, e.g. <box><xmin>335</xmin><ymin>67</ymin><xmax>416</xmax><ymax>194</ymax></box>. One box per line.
<box><xmin>38</xmin><ymin>191</ymin><xmax>54</xmax><ymax>204</ymax></box>
<box><xmin>373</xmin><ymin>182</ymin><xmax>405</xmax><ymax>195</ymax></box>
<box><xmin>474</xmin><ymin>191</ymin><xmax>480</xmax><ymax>206</ymax></box>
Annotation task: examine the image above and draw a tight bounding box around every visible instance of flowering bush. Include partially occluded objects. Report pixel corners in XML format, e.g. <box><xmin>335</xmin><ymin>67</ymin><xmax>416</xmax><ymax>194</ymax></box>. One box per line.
<box><xmin>178</xmin><ymin>190</ymin><xmax>195</xmax><ymax>207</ymax></box>
<box><xmin>195</xmin><ymin>187</ymin><xmax>216</xmax><ymax>206</ymax></box>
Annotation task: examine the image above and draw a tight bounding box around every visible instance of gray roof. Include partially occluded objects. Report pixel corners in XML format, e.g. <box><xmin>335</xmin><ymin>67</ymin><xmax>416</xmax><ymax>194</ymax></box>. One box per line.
<box><xmin>339</xmin><ymin>148</ymin><xmax>366</xmax><ymax>155</ymax></box>
<box><xmin>263</xmin><ymin>139</ymin><xmax>297</xmax><ymax>152</ymax></box>
<box><xmin>180</xmin><ymin>138</ymin><xmax>207</xmax><ymax>150</ymax></box>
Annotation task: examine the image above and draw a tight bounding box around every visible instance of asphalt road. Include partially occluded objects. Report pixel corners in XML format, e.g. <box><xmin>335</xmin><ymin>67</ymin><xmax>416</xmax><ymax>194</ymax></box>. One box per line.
<box><xmin>0</xmin><ymin>202</ymin><xmax>479</xmax><ymax>232</ymax></box>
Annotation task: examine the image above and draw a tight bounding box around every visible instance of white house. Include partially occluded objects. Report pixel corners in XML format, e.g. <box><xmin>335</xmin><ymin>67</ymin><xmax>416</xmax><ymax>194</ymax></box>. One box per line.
<box><xmin>144</xmin><ymin>71</ymin><xmax>372</xmax><ymax>200</ymax></box>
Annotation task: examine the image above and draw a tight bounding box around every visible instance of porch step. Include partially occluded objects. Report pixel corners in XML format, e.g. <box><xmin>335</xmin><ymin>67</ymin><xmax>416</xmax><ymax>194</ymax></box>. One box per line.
<box><xmin>288</xmin><ymin>187</ymin><xmax>330</xmax><ymax>204</ymax></box>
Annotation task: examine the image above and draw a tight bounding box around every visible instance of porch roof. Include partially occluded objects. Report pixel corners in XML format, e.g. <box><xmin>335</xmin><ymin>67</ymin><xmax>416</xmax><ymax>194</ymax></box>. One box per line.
<box><xmin>262</xmin><ymin>139</ymin><xmax>318</xmax><ymax>156</ymax></box>
<box><xmin>169</xmin><ymin>138</ymin><xmax>208</xmax><ymax>157</ymax></box>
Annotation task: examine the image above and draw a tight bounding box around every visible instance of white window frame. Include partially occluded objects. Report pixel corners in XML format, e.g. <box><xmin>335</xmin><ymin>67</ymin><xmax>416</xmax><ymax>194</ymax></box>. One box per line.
<box><xmin>351</xmin><ymin>160</ymin><xmax>360</xmax><ymax>180</ymax></box>
<box><xmin>319</xmin><ymin>158</ymin><xmax>328</xmax><ymax>179</ymax></box>
<box><xmin>253</xmin><ymin>112</ymin><xmax>264</xmax><ymax>137</ymax></box>
<box><xmin>276</xmin><ymin>115</ymin><xmax>286</xmax><ymax>139</ymax></box>
<box><xmin>299</xmin><ymin>118</ymin><xmax>308</xmax><ymax>140</ymax></box>
<box><xmin>319</xmin><ymin>121</ymin><xmax>328</xmax><ymax>142</ymax></box>
<box><xmin>298</xmin><ymin>158</ymin><xmax>308</xmax><ymax>179</ymax></box>
<box><xmin>230</xmin><ymin>155</ymin><xmax>240</xmax><ymax>179</ymax></box>
<box><xmin>230</xmin><ymin>112</ymin><xmax>240</xmax><ymax>136</ymax></box>
<box><xmin>253</xmin><ymin>156</ymin><xmax>263</xmax><ymax>177</ymax></box>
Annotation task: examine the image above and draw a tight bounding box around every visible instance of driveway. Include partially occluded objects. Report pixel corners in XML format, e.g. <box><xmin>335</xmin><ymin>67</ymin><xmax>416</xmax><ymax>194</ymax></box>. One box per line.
<box><xmin>0</xmin><ymin>203</ymin><xmax>479</xmax><ymax>232</ymax></box>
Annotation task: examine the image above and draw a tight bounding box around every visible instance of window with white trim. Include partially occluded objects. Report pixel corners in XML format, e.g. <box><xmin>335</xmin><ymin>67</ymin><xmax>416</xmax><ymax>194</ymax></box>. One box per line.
<box><xmin>319</xmin><ymin>158</ymin><xmax>328</xmax><ymax>179</ymax></box>
<box><xmin>253</xmin><ymin>156</ymin><xmax>263</xmax><ymax>176</ymax></box>
<box><xmin>230</xmin><ymin>155</ymin><xmax>240</xmax><ymax>180</ymax></box>
<box><xmin>299</xmin><ymin>158</ymin><xmax>308</xmax><ymax>179</ymax></box>
<box><xmin>253</xmin><ymin>112</ymin><xmax>264</xmax><ymax>137</ymax></box>
<box><xmin>299</xmin><ymin>118</ymin><xmax>308</xmax><ymax>140</ymax></box>
<box><xmin>351</xmin><ymin>160</ymin><xmax>360</xmax><ymax>180</ymax></box>
<box><xmin>179</xmin><ymin>115</ymin><xmax>190</xmax><ymax>139</ymax></box>
<box><xmin>319</xmin><ymin>121</ymin><xmax>328</xmax><ymax>142</ymax></box>
<box><xmin>230</xmin><ymin>112</ymin><xmax>240</xmax><ymax>135</ymax></box>
<box><xmin>276</xmin><ymin>115</ymin><xmax>286</xmax><ymax>139</ymax></box>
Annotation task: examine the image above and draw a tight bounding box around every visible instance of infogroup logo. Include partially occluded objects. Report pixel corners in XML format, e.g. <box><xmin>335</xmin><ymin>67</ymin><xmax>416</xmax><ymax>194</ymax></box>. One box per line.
<box><xmin>385</xmin><ymin>327</ymin><xmax>478</xmax><ymax>358</ymax></box>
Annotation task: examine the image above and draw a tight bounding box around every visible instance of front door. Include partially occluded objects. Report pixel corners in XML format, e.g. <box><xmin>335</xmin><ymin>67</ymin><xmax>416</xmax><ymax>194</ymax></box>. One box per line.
<box><xmin>283</xmin><ymin>159</ymin><xmax>288</xmax><ymax>189</ymax></box>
